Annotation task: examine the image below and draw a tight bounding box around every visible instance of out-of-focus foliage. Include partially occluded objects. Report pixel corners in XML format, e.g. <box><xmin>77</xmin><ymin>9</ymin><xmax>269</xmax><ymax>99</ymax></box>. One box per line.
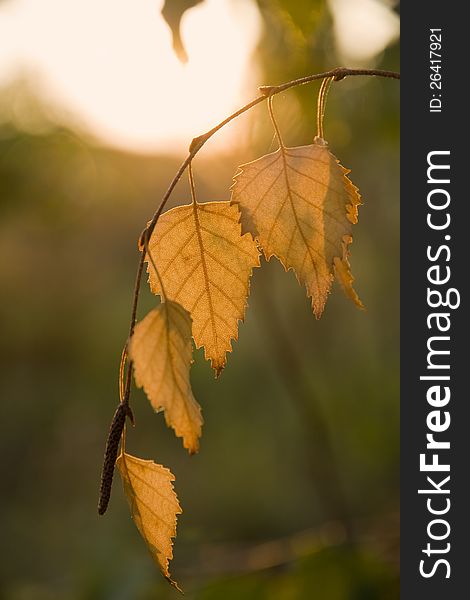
<box><xmin>161</xmin><ymin>0</ymin><xmax>204</xmax><ymax>63</ymax></box>
<box><xmin>0</xmin><ymin>0</ymin><xmax>398</xmax><ymax>597</ymax></box>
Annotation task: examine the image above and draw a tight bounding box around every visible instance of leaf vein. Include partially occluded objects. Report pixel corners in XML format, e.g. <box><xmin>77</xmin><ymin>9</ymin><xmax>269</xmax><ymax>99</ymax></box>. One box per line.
<box><xmin>199</xmin><ymin>225</ymin><xmax>257</xmax><ymax>259</ymax></box>
<box><xmin>236</xmin><ymin>153</ymin><xmax>282</xmax><ymax>194</ymax></box>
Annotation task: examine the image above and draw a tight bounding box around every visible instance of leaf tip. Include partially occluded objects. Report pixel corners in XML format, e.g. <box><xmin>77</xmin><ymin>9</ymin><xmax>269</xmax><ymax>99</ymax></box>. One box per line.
<box><xmin>333</xmin><ymin>236</ymin><xmax>364</xmax><ymax>310</ymax></box>
<box><xmin>312</xmin><ymin>299</ymin><xmax>326</xmax><ymax>320</ymax></box>
<box><xmin>166</xmin><ymin>576</ymin><xmax>184</xmax><ymax>593</ymax></box>
<box><xmin>186</xmin><ymin>439</ymin><xmax>200</xmax><ymax>455</ymax></box>
<box><xmin>213</xmin><ymin>362</ymin><xmax>225</xmax><ymax>379</ymax></box>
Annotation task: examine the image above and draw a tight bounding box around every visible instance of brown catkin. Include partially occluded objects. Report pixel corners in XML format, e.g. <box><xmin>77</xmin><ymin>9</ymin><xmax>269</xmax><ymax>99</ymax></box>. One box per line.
<box><xmin>98</xmin><ymin>403</ymin><xmax>133</xmax><ymax>515</ymax></box>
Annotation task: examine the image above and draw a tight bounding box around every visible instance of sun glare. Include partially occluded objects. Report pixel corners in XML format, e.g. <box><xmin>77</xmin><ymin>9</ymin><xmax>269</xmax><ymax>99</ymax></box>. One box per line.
<box><xmin>329</xmin><ymin>0</ymin><xmax>399</xmax><ymax>64</ymax></box>
<box><xmin>0</xmin><ymin>0</ymin><xmax>262</xmax><ymax>153</ymax></box>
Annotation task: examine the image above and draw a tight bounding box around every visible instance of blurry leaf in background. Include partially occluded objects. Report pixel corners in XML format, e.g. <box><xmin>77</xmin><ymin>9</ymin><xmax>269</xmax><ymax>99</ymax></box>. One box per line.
<box><xmin>146</xmin><ymin>201</ymin><xmax>260</xmax><ymax>375</ymax></box>
<box><xmin>254</xmin><ymin>0</ymin><xmax>331</xmax><ymax>85</ymax></box>
<box><xmin>231</xmin><ymin>141</ymin><xmax>362</xmax><ymax>317</ymax></box>
<box><xmin>161</xmin><ymin>0</ymin><xmax>205</xmax><ymax>63</ymax></box>
<box><xmin>192</xmin><ymin>543</ymin><xmax>399</xmax><ymax>600</ymax></box>
<box><xmin>130</xmin><ymin>301</ymin><xmax>203</xmax><ymax>453</ymax></box>
<box><xmin>117</xmin><ymin>451</ymin><xmax>182</xmax><ymax>589</ymax></box>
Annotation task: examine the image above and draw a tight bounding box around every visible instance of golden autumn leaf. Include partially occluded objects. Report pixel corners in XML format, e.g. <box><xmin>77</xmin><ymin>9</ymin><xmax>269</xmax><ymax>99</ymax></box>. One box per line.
<box><xmin>231</xmin><ymin>140</ymin><xmax>363</xmax><ymax>317</ymax></box>
<box><xmin>334</xmin><ymin>234</ymin><xmax>364</xmax><ymax>310</ymax></box>
<box><xmin>145</xmin><ymin>201</ymin><xmax>260</xmax><ymax>375</ymax></box>
<box><xmin>129</xmin><ymin>301</ymin><xmax>202</xmax><ymax>453</ymax></box>
<box><xmin>117</xmin><ymin>451</ymin><xmax>182</xmax><ymax>589</ymax></box>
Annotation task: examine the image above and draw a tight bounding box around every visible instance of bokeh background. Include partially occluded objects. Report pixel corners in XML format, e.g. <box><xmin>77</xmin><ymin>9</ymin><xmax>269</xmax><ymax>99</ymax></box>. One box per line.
<box><xmin>0</xmin><ymin>1</ymin><xmax>399</xmax><ymax>598</ymax></box>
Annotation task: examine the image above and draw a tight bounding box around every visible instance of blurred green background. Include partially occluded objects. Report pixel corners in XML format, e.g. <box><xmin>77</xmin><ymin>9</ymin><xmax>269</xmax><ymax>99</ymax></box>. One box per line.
<box><xmin>0</xmin><ymin>0</ymin><xmax>399</xmax><ymax>598</ymax></box>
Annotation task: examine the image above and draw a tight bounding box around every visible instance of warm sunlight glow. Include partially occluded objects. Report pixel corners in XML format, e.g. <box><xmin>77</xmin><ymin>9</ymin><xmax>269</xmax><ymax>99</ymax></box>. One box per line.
<box><xmin>0</xmin><ymin>0</ymin><xmax>262</xmax><ymax>153</ymax></box>
<box><xmin>328</xmin><ymin>0</ymin><xmax>399</xmax><ymax>64</ymax></box>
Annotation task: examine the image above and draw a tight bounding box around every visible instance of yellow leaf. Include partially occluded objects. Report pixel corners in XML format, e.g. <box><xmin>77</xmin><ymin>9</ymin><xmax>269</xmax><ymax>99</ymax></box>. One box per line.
<box><xmin>334</xmin><ymin>235</ymin><xmax>364</xmax><ymax>310</ymax></box>
<box><xmin>129</xmin><ymin>301</ymin><xmax>202</xmax><ymax>453</ymax></box>
<box><xmin>231</xmin><ymin>141</ymin><xmax>362</xmax><ymax>317</ymax></box>
<box><xmin>117</xmin><ymin>451</ymin><xmax>182</xmax><ymax>589</ymax></box>
<box><xmin>145</xmin><ymin>201</ymin><xmax>260</xmax><ymax>375</ymax></box>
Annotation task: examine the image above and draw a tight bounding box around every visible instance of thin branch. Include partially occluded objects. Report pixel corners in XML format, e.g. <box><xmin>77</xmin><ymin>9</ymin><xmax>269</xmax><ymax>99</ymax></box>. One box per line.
<box><xmin>316</xmin><ymin>77</ymin><xmax>334</xmax><ymax>140</ymax></box>
<box><xmin>267</xmin><ymin>96</ymin><xmax>285</xmax><ymax>149</ymax></box>
<box><xmin>119</xmin><ymin>346</ymin><xmax>127</xmax><ymax>402</ymax></box>
<box><xmin>188</xmin><ymin>161</ymin><xmax>197</xmax><ymax>206</ymax></box>
<box><xmin>121</xmin><ymin>251</ymin><xmax>146</xmax><ymax>407</ymax></box>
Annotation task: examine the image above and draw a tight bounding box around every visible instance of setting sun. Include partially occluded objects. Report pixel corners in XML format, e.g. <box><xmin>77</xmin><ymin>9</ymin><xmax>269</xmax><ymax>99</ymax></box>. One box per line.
<box><xmin>0</xmin><ymin>0</ymin><xmax>261</xmax><ymax>153</ymax></box>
